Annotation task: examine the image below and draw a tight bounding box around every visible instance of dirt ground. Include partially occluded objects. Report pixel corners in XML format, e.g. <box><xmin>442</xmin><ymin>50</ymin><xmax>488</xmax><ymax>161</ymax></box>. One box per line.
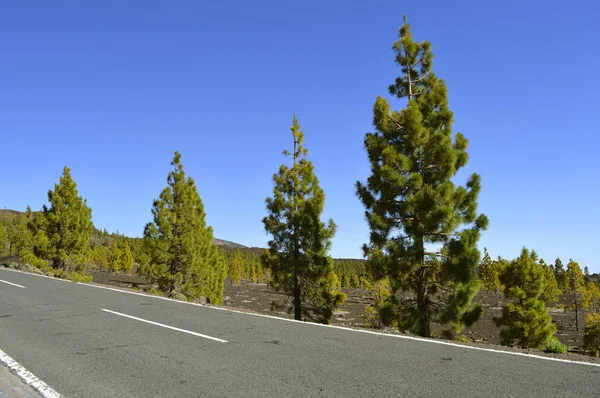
<box><xmin>87</xmin><ymin>269</ymin><xmax>599</xmax><ymax>363</ymax></box>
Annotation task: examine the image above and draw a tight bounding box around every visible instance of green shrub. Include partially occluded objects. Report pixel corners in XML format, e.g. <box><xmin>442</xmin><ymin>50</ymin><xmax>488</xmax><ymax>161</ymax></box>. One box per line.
<box><xmin>67</xmin><ymin>272</ymin><xmax>93</xmax><ymax>283</ymax></box>
<box><xmin>169</xmin><ymin>291</ymin><xmax>187</xmax><ymax>301</ymax></box>
<box><xmin>146</xmin><ymin>287</ymin><xmax>163</xmax><ymax>296</ymax></box>
<box><xmin>583</xmin><ymin>312</ymin><xmax>600</xmax><ymax>357</ymax></box>
<box><xmin>453</xmin><ymin>335</ymin><xmax>470</xmax><ymax>343</ymax></box>
<box><xmin>545</xmin><ymin>338</ymin><xmax>568</xmax><ymax>354</ymax></box>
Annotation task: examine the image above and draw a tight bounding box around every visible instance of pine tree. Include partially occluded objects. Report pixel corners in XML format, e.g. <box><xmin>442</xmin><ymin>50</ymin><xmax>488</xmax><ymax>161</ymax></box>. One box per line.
<box><xmin>0</xmin><ymin>219</ymin><xmax>8</xmax><ymax>255</ymax></box>
<box><xmin>355</xmin><ymin>15</ymin><xmax>488</xmax><ymax>337</ymax></box>
<box><xmin>586</xmin><ymin>282</ymin><xmax>600</xmax><ymax>313</ymax></box>
<box><xmin>584</xmin><ymin>266</ymin><xmax>590</xmax><ymax>277</ymax></box>
<box><xmin>119</xmin><ymin>241</ymin><xmax>134</xmax><ymax>274</ymax></box>
<box><xmin>494</xmin><ymin>248</ymin><xmax>555</xmax><ymax>349</ymax></box>
<box><xmin>262</xmin><ymin>115</ymin><xmax>345</xmax><ymax>324</ymax></box>
<box><xmin>583</xmin><ymin>312</ymin><xmax>600</xmax><ymax>357</ymax></box>
<box><xmin>553</xmin><ymin>258</ymin><xmax>566</xmax><ymax>290</ymax></box>
<box><xmin>108</xmin><ymin>239</ymin><xmax>121</xmax><ymax>272</ymax></box>
<box><xmin>7</xmin><ymin>215</ymin><xmax>32</xmax><ymax>256</ymax></box>
<box><xmin>92</xmin><ymin>244</ymin><xmax>108</xmax><ymax>269</ymax></box>
<box><xmin>540</xmin><ymin>260</ymin><xmax>561</xmax><ymax>304</ymax></box>
<box><xmin>479</xmin><ymin>248</ymin><xmax>501</xmax><ymax>294</ymax></box>
<box><xmin>140</xmin><ymin>152</ymin><xmax>226</xmax><ymax>304</ymax></box>
<box><xmin>565</xmin><ymin>260</ymin><xmax>588</xmax><ymax>331</ymax></box>
<box><xmin>27</xmin><ymin>167</ymin><xmax>93</xmax><ymax>270</ymax></box>
<box><xmin>229</xmin><ymin>249</ymin><xmax>243</xmax><ymax>285</ymax></box>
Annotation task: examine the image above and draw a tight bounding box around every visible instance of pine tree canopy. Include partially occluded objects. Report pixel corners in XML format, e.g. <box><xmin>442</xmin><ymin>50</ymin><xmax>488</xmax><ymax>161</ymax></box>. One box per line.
<box><xmin>356</xmin><ymin>15</ymin><xmax>488</xmax><ymax>337</ymax></box>
<box><xmin>140</xmin><ymin>151</ymin><xmax>226</xmax><ymax>304</ymax></box>
<box><xmin>262</xmin><ymin>115</ymin><xmax>345</xmax><ymax>324</ymax></box>
<box><xmin>494</xmin><ymin>248</ymin><xmax>555</xmax><ymax>349</ymax></box>
<box><xmin>27</xmin><ymin>166</ymin><xmax>93</xmax><ymax>270</ymax></box>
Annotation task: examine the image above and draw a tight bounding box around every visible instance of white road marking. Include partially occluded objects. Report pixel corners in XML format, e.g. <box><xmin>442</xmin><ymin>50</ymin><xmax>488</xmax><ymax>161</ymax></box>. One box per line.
<box><xmin>101</xmin><ymin>309</ymin><xmax>227</xmax><ymax>343</ymax></box>
<box><xmin>78</xmin><ymin>282</ymin><xmax>205</xmax><ymax>306</ymax></box>
<box><xmin>84</xmin><ymin>283</ymin><xmax>600</xmax><ymax>368</ymax></box>
<box><xmin>0</xmin><ymin>279</ymin><xmax>26</xmax><ymax>289</ymax></box>
<box><xmin>0</xmin><ymin>267</ymin><xmax>71</xmax><ymax>282</ymax></box>
<box><xmin>0</xmin><ymin>348</ymin><xmax>63</xmax><ymax>398</ymax></box>
<box><xmin>4</xmin><ymin>268</ymin><xmax>599</xmax><ymax>368</ymax></box>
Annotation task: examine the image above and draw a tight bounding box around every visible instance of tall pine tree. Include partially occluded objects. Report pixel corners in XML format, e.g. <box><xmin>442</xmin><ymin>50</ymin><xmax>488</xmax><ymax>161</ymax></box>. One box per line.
<box><xmin>356</xmin><ymin>16</ymin><xmax>488</xmax><ymax>337</ymax></box>
<box><xmin>27</xmin><ymin>166</ymin><xmax>93</xmax><ymax>270</ymax></box>
<box><xmin>140</xmin><ymin>152</ymin><xmax>226</xmax><ymax>304</ymax></box>
<box><xmin>262</xmin><ymin>115</ymin><xmax>345</xmax><ymax>324</ymax></box>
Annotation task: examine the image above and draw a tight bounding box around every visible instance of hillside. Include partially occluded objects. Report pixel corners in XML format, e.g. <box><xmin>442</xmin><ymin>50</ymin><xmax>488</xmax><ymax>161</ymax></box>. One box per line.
<box><xmin>1</xmin><ymin>208</ymin><xmax>247</xmax><ymax>249</ymax></box>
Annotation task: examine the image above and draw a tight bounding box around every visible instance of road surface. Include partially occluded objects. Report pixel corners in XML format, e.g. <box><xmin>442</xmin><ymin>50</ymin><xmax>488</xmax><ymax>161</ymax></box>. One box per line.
<box><xmin>1</xmin><ymin>267</ymin><xmax>599</xmax><ymax>397</ymax></box>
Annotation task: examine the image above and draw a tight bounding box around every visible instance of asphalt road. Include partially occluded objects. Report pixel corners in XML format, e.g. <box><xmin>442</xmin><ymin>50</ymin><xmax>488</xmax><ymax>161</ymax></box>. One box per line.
<box><xmin>1</xmin><ymin>268</ymin><xmax>599</xmax><ymax>398</ymax></box>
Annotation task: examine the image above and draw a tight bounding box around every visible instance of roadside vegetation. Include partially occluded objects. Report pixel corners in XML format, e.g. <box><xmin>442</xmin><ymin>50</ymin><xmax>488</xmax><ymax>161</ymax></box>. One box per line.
<box><xmin>1</xmin><ymin>15</ymin><xmax>600</xmax><ymax>359</ymax></box>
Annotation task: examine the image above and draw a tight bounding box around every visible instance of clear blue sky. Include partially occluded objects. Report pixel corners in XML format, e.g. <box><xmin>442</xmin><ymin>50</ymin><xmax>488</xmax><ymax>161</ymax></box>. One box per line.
<box><xmin>2</xmin><ymin>1</ymin><xmax>599</xmax><ymax>272</ymax></box>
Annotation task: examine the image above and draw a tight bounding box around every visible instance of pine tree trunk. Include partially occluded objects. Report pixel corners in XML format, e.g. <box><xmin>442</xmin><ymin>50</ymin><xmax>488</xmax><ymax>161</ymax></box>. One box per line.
<box><xmin>292</xmin><ymin>130</ymin><xmax>302</xmax><ymax>321</ymax></box>
<box><xmin>415</xmin><ymin>235</ymin><xmax>430</xmax><ymax>336</ymax></box>
<box><xmin>294</xmin><ymin>260</ymin><xmax>301</xmax><ymax>321</ymax></box>
<box><xmin>575</xmin><ymin>298</ymin><xmax>579</xmax><ymax>331</ymax></box>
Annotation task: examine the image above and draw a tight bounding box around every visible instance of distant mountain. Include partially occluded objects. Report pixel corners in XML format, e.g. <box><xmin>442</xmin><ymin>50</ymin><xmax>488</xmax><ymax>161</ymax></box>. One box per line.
<box><xmin>213</xmin><ymin>238</ymin><xmax>247</xmax><ymax>249</ymax></box>
<box><xmin>0</xmin><ymin>209</ymin><xmax>27</xmax><ymax>220</ymax></box>
<box><xmin>0</xmin><ymin>208</ymin><xmax>248</xmax><ymax>249</ymax></box>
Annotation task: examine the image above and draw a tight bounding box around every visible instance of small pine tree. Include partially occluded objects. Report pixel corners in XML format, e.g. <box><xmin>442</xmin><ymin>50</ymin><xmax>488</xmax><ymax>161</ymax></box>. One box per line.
<box><xmin>540</xmin><ymin>261</ymin><xmax>561</xmax><ymax>305</ymax></box>
<box><xmin>93</xmin><ymin>245</ymin><xmax>109</xmax><ymax>269</ymax></box>
<box><xmin>586</xmin><ymin>282</ymin><xmax>600</xmax><ymax>313</ymax></box>
<box><xmin>355</xmin><ymin>15</ymin><xmax>487</xmax><ymax>337</ymax></box>
<box><xmin>553</xmin><ymin>258</ymin><xmax>566</xmax><ymax>290</ymax></box>
<box><xmin>584</xmin><ymin>266</ymin><xmax>590</xmax><ymax>277</ymax></box>
<box><xmin>262</xmin><ymin>115</ymin><xmax>345</xmax><ymax>323</ymax></box>
<box><xmin>8</xmin><ymin>215</ymin><xmax>32</xmax><ymax>257</ymax></box>
<box><xmin>107</xmin><ymin>239</ymin><xmax>121</xmax><ymax>272</ymax></box>
<box><xmin>565</xmin><ymin>260</ymin><xmax>588</xmax><ymax>331</ymax></box>
<box><xmin>479</xmin><ymin>248</ymin><xmax>501</xmax><ymax>294</ymax></box>
<box><xmin>363</xmin><ymin>278</ymin><xmax>395</xmax><ymax>329</ymax></box>
<box><xmin>0</xmin><ymin>219</ymin><xmax>8</xmax><ymax>256</ymax></box>
<box><xmin>140</xmin><ymin>152</ymin><xmax>226</xmax><ymax>304</ymax></box>
<box><xmin>27</xmin><ymin>166</ymin><xmax>93</xmax><ymax>271</ymax></box>
<box><xmin>583</xmin><ymin>312</ymin><xmax>600</xmax><ymax>357</ymax></box>
<box><xmin>229</xmin><ymin>249</ymin><xmax>243</xmax><ymax>286</ymax></box>
<box><xmin>119</xmin><ymin>241</ymin><xmax>134</xmax><ymax>274</ymax></box>
<box><xmin>494</xmin><ymin>248</ymin><xmax>555</xmax><ymax>349</ymax></box>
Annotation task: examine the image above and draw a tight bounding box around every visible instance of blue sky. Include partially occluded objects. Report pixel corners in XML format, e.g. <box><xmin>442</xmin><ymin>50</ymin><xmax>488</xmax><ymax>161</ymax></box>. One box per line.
<box><xmin>1</xmin><ymin>1</ymin><xmax>599</xmax><ymax>271</ymax></box>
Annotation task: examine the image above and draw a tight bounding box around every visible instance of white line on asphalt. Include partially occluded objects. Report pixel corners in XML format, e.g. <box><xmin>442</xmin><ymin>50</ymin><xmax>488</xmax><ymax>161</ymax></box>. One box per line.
<box><xmin>80</xmin><ymin>283</ymin><xmax>600</xmax><ymax>368</ymax></box>
<box><xmin>0</xmin><ymin>348</ymin><xmax>63</xmax><ymax>398</ymax></box>
<box><xmin>0</xmin><ymin>267</ymin><xmax>71</xmax><ymax>282</ymax></box>
<box><xmin>101</xmin><ymin>309</ymin><xmax>228</xmax><ymax>343</ymax></box>
<box><xmin>5</xmin><ymin>269</ymin><xmax>597</xmax><ymax>368</ymax></box>
<box><xmin>0</xmin><ymin>279</ymin><xmax>26</xmax><ymax>288</ymax></box>
<box><xmin>78</xmin><ymin>282</ymin><xmax>205</xmax><ymax>306</ymax></box>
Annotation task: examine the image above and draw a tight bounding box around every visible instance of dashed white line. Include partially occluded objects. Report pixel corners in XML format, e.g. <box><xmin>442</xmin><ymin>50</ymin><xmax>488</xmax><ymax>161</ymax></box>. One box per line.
<box><xmin>101</xmin><ymin>309</ymin><xmax>227</xmax><ymax>343</ymax></box>
<box><xmin>0</xmin><ymin>348</ymin><xmax>63</xmax><ymax>398</ymax></box>
<box><xmin>0</xmin><ymin>279</ymin><xmax>26</xmax><ymax>289</ymax></box>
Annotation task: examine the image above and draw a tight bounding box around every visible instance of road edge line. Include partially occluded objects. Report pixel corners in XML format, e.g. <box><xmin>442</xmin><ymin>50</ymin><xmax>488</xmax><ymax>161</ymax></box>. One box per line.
<box><xmin>0</xmin><ymin>348</ymin><xmax>63</xmax><ymax>398</ymax></box>
<box><xmin>0</xmin><ymin>267</ymin><xmax>72</xmax><ymax>283</ymax></box>
<box><xmin>77</xmin><ymin>281</ymin><xmax>600</xmax><ymax>368</ymax></box>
